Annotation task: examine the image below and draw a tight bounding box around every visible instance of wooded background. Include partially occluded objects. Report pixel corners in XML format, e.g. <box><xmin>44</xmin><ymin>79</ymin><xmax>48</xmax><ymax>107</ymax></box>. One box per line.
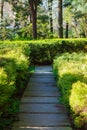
<box><xmin>0</xmin><ymin>0</ymin><xmax>87</xmax><ymax>40</ymax></box>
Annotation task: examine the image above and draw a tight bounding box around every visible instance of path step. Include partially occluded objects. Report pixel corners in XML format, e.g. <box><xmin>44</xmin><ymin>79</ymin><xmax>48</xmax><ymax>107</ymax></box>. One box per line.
<box><xmin>20</xmin><ymin>97</ymin><xmax>59</xmax><ymax>104</ymax></box>
<box><xmin>12</xmin><ymin>127</ymin><xmax>72</xmax><ymax>130</ymax></box>
<box><xmin>23</xmin><ymin>90</ymin><xmax>59</xmax><ymax>97</ymax></box>
<box><xmin>25</xmin><ymin>86</ymin><xmax>58</xmax><ymax>91</ymax></box>
<box><xmin>19</xmin><ymin>104</ymin><xmax>66</xmax><ymax>113</ymax></box>
<box><xmin>12</xmin><ymin>66</ymin><xmax>72</xmax><ymax>130</ymax></box>
<box><xmin>13</xmin><ymin>113</ymin><xmax>70</xmax><ymax>126</ymax></box>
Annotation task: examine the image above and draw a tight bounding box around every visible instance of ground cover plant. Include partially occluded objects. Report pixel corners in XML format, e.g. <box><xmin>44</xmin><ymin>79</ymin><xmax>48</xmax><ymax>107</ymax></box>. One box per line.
<box><xmin>53</xmin><ymin>52</ymin><xmax>87</xmax><ymax>129</ymax></box>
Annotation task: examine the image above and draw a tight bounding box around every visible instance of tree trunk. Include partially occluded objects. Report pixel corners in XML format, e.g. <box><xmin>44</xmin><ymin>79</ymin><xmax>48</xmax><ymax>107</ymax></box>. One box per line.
<box><xmin>28</xmin><ymin>0</ymin><xmax>37</xmax><ymax>39</ymax></box>
<box><xmin>30</xmin><ymin>13</ymin><xmax>32</xmax><ymax>23</ymax></box>
<box><xmin>1</xmin><ymin>0</ymin><xmax>4</xmax><ymax>20</ymax></box>
<box><xmin>58</xmin><ymin>0</ymin><xmax>63</xmax><ymax>38</ymax></box>
<box><xmin>32</xmin><ymin>8</ymin><xmax>37</xmax><ymax>39</ymax></box>
<box><xmin>48</xmin><ymin>0</ymin><xmax>53</xmax><ymax>34</ymax></box>
<box><xmin>65</xmin><ymin>22</ymin><xmax>68</xmax><ymax>38</ymax></box>
<box><xmin>82</xmin><ymin>17</ymin><xmax>87</xmax><ymax>38</ymax></box>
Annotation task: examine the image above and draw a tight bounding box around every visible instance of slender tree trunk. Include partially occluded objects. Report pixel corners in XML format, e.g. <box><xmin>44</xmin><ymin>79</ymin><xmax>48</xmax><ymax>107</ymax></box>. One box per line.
<box><xmin>58</xmin><ymin>0</ymin><xmax>63</xmax><ymax>38</ymax></box>
<box><xmin>74</xmin><ymin>25</ymin><xmax>80</xmax><ymax>38</ymax></box>
<box><xmin>32</xmin><ymin>7</ymin><xmax>37</xmax><ymax>39</ymax></box>
<box><xmin>65</xmin><ymin>22</ymin><xmax>68</xmax><ymax>38</ymax></box>
<box><xmin>48</xmin><ymin>0</ymin><xmax>53</xmax><ymax>34</ymax></box>
<box><xmin>30</xmin><ymin>13</ymin><xmax>32</xmax><ymax>23</ymax></box>
<box><xmin>82</xmin><ymin>17</ymin><xmax>87</xmax><ymax>37</ymax></box>
<box><xmin>1</xmin><ymin>0</ymin><xmax>4</xmax><ymax>20</ymax></box>
<box><xmin>28</xmin><ymin>0</ymin><xmax>37</xmax><ymax>39</ymax></box>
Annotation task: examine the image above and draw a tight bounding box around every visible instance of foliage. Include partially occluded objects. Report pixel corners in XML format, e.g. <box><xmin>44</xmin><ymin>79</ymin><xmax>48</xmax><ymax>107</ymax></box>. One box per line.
<box><xmin>28</xmin><ymin>38</ymin><xmax>87</xmax><ymax>64</ymax></box>
<box><xmin>0</xmin><ymin>42</ymin><xmax>30</xmax><ymax>129</ymax></box>
<box><xmin>72</xmin><ymin>0</ymin><xmax>87</xmax><ymax>37</ymax></box>
<box><xmin>0</xmin><ymin>0</ymin><xmax>87</xmax><ymax>39</ymax></box>
<box><xmin>70</xmin><ymin>81</ymin><xmax>87</xmax><ymax>128</ymax></box>
<box><xmin>0</xmin><ymin>38</ymin><xmax>87</xmax><ymax>129</ymax></box>
<box><xmin>37</xmin><ymin>5</ymin><xmax>50</xmax><ymax>38</ymax></box>
<box><xmin>0</xmin><ymin>38</ymin><xmax>87</xmax><ymax>64</ymax></box>
<box><xmin>53</xmin><ymin>52</ymin><xmax>87</xmax><ymax>128</ymax></box>
<box><xmin>63</xmin><ymin>0</ymin><xmax>87</xmax><ymax>38</ymax></box>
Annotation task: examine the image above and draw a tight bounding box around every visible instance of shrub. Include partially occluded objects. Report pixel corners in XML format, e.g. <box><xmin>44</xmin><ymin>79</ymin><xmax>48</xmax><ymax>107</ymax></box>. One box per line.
<box><xmin>0</xmin><ymin>67</ymin><xmax>16</xmax><ymax>107</ymax></box>
<box><xmin>28</xmin><ymin>38</ymin><xmax>87</xmax><ymax>64</ymax></box>
<box><xmin>70</xmin><ymin>81</ymin><xmax>87</xmax><ymax>128</ymax></box>
<box><xmin>0</xmin><ymin>43</ymin><xmax>30</xmax><ymax>129</ymax></box>
<box><xmin>53</xmin><ymin>52</ymin><xmax>87</xmax><ymax>128</ymax></box>
<box><xmin>0</xmin><ymin>38</ymin><xmax>87</xmax><ymax>64</ymax></box>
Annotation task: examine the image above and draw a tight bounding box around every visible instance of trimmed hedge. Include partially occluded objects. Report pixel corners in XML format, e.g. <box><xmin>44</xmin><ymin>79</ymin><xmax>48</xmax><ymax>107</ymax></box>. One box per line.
<box><xmin>29</xmin><ymin>38</ymin><xmax>87</xmax><ymax>64</ymax></box>
<box><xmin>0</xmin><ymin>43</ymin><xmax>30</xmax><ymax>128</ymax></box>
<box><xmin>53</xmin><ymin>52</ymin><xmax>87</xmax><ymax>129</ymax></box>
<box><xmin>0</xmin><ymin>38</ymin><xmax>87</xmax><ymax>64</ymax></box>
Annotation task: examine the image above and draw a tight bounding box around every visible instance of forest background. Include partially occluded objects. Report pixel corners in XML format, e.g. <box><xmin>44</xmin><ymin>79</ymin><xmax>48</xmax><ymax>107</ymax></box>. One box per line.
<box><xmin>0</xmin><ymin>0</ymin><xmax>87</xmax><ymax>40</ymax></box>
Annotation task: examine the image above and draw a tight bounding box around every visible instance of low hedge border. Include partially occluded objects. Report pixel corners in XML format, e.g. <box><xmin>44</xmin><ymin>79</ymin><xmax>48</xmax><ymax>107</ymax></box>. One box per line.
<box><xmin>53</xmin><ymin>52</ymin><xmax>87</xmax><ymax>129</ymax></box>
<box><xmin>0</xmin><ymin>43</ymin><xmax>30</xmax><ymax>129</ymax></box>
<box><xmin>0</xmin><ymin>38</ymin><xmax>87</xmax><ymax>64</ymax></box>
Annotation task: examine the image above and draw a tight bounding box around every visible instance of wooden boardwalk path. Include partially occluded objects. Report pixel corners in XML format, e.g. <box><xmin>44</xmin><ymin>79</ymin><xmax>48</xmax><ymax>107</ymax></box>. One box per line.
<box><xmin>12</xmin><ymin>66</ymin><xmax>72</xmax><ymax>130</ymax></box>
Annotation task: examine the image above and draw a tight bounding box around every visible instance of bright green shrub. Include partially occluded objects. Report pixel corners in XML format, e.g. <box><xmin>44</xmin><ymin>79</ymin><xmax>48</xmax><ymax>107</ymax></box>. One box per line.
<box><xmin>0</xmin><ymin>43</ymin><xmax>30</xmax><ymax>129</ymax></box>
<box><xmin>2</xmin><ymin>50</ymin><xmax>29</xmax><ymax>88</ymax></box>
<box><xmin>0</xmin><ymin>61</ymin><xmax>16</xmax><ymax>119</ymax></box>
<box><xmin>70</xmin><ymin>81</ymin><xmax>87</xmax><ymax>128</ymax></box>
<box><xmin>53</xmin><ymin>52</ymin><xmax>87</xmax><ymax>128</ymax></box>
<box><xmin>58</xmin><ymin>73</ymin><xmax>82</xmax><ymax>106</ymax></box>
<box><xmin>0</xmin><ymin>68</ymin><xmax>15</xmax><ymax>106</ymax></box>
<box><xmin>0</xmin><ymin>42</ymin><xmax>30</xmax><ymax>57</ymax></box>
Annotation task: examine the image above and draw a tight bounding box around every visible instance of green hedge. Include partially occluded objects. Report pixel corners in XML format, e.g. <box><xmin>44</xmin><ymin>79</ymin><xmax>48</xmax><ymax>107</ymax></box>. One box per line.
<box><xmin>0</xmin><ymin>38</ymin><xmax>87</xmax><ymax>64</ymax></box>
<box><xmin>0</xmin><ymin>43</ymin><xmax>30</xmax><ymax>128</ymax></box>
<box><xmin>53</xmin><ymin>52</ymin><xmax>87</xmax><ymax>128</ymax></box>
<box><xmin>29</xmin><ymin>38</ymin><xmax>87</xmax><ymax>64</ymax></box>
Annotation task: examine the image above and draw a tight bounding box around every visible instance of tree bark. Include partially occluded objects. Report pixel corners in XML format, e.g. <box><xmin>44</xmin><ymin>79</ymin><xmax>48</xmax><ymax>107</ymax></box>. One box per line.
<box><xmin>28</xmin><ymin>0</ymin><xmax>37</xmax><ymax>39</ymax></box>
<box><xmin>58</xmin><ymin>0</ymin><xmax>63</xmax><ymax>38</ymax></box>
<box><xmin>1</xmin><ymin>0</ymin><xmax>4</xmax><ymax>20</ymax></box>
<box><xmin>48</xmin><ymin>0</ymin><xmax>53</xmax><ymax>34</ymax></box>
<box><xmin>65</xmin><ymin>22</ymin><xmax>68</xmax><ymax>38</ymax></box>
<box><xmin>32</xmin><ymin>5</ymin><xmax>37</xmax><ymax>39</ymax></box>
